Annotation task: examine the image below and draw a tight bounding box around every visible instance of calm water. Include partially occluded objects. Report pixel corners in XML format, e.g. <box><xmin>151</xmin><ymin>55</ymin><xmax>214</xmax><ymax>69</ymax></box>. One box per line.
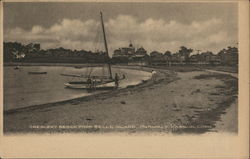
<box><xmin>4</xmin><ymin>66</ymin><xmax>151</xmax><ymax>111</ymax></box>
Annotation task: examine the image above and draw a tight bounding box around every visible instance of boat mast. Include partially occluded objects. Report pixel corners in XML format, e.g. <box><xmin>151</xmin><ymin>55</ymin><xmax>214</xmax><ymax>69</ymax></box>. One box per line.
<box><xmin>100</xmin><ymin>11</ymin><xmax>113</xmax><ymax>79</ymax></box>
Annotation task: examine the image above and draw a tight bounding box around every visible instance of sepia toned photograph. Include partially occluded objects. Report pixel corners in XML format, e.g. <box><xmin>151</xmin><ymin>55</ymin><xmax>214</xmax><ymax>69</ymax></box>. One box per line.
<box><xmin>3</xmin><ymin>2</ymin><xmax>239</xmax><ymax>135</ymax></box>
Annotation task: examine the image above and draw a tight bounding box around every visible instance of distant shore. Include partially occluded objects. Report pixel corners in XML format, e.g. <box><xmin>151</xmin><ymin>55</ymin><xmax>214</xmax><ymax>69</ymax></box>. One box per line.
<box><xmin>4</xmin><ymin>62</ymin><xmax>155</xmax><ymax>74</ymax></box>
<box><xmin>4</xmin><ymin>62</ymin><xmax>238</xmax><ymax>73</ymax></box>
<box><xmin>4</xmin><ymin>62</ymin><xmax>106</xmax><ymax>67</ymax></box>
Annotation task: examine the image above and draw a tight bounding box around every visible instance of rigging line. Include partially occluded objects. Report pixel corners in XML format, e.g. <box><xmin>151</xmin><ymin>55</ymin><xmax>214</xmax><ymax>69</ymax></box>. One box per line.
<box><xmin>92</xmin><ymin>24</ymin><xmax>101</xmax><ymax>52</ymax></box>
<box><xmin>87</xmin><ymin>18</ymin><xmax>102</xmax><ymax>77</ymax></box>
<box><xmin>89</xmin><ymin>65</ymin><xmax>96</xmax><ymax>77</ymax></box>
<box><xmin>102</xmin><ymin>63</ymin><xmax>105</xmax><ymax>77</ymax></box>
<box><xmin>97</xmin><ymin>24</ymin><xmax>103</xmax><ymax>51</ymax></box>
<box><xmin>88</xmin><ymin>67</ymin><xmax>92</xmax><ymax>77</ymax></box>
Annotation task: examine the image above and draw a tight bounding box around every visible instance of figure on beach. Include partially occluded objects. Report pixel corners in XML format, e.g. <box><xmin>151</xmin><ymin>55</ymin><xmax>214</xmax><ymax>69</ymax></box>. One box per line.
<box><xmin>151</xmin><ymin>70</ymin><xmax>157</xmax><ymax>82</ymax></box>
<box><xmin>114</xmin><ymin>73</ymin><xmax>126</xmax><ymax>88</ymax></box>
<box><xmin>114</xmin><ymin>73</ymin><xmax>119</xmax><ymax>88</ymax></box>
<box><xmin>87</xmin><ymin>77</ymin><xmax>93</xmax><ymax>89</ymax></box>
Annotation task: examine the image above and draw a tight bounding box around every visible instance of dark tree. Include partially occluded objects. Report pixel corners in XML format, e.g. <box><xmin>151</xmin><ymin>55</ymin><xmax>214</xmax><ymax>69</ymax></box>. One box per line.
<box><xmin>164</xmin><ymin>50</ymin><xmax>172</xmax><ymax>57</ymax></box>
<box><xmin>178</xmin><ymin>46</ymin><xmax>193</xmax><ymax>61</ymax></box>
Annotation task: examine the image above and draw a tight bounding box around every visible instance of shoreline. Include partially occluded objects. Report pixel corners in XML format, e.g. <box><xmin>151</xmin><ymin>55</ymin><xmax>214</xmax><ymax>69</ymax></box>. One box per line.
<box><xmin>4</xmin><ymin>62</ymin><xmax>238</xmax><ymax>73</ymax></box>
<box><xmin>4</xmin><ymin>66</ymin><xmax>172</xmax><ymax>114</ymax></box>
<box><xmin>4</xmin><ymin>66</ymin><xmax>238</xmax><ymax>134</ymax></box>
<box><xmin>4</xmin><ymin>62</ymin><xmax>128</xmax><ymax>68</ymax></box>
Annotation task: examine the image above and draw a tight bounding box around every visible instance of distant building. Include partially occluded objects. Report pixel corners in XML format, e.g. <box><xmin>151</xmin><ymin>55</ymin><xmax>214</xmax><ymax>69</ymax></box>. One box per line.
<box><xmin>26</xmin><ymin>43</ymin><xmax>40</xmax><ymax>53</ymax></box>
<box><xmin>150</xmin><ymin>51</ymin><xmax>167</xmax><ymax>65</ymax></box>
<box><xmin>189</xmin><ymin>53</ymin><xmax>221</xmax><ymax>65</ymax></box>
<box><xmin>150</xmin><ymin>51</ymin><xmax>162</xmax><ymax>58</ymax></box>
<box><xmin>128</xmin><ymin>55</ymin><xmax>150</xmax><ymax>66</ymax></box>
<box><xmin>218</xmin><ymin>47</ymin><xmax>238</xmax><ymax>65</ymax></box>
<box><xmin>134</xmin><ymin>47</ymin><xmax>147</xmax><ymax>57</ymax></box>
<box><xmin>113</xmin><ymin>43</ymin><xmax>150</xmax><ymax>65</ymax></box>
<box><xmin>170</xmin><ymin>53</ymin><xmax>178</xmax><ymax>63</ymax></box>
<box><xmin>12</xmin><ymin>49</ymin><xmax>26</xmax><ymax>59</ymax></box>
<box><xmin>113</xmin><ymin>43</ymin><xmax>135</xmax><ymax>58</ymax></box>
<box><xmin>128</xmin><ymin>47</ymin><xmax>149</xmax><ymax>65</ymax></box>
<box><xmin>189</xmin><ymin>54</ymin><xmax>199</xmax><ymax>64</ymax></box>
<box><xmin>209</xmin><ymin>55</ymin><xmax>221</xmax><ymax>65</ymax></box>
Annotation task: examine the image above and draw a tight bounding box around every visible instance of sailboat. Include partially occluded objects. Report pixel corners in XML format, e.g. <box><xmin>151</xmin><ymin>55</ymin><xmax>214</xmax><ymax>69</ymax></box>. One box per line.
<box><xmin>64</xmin><ymin>12</ymin><xmax>125</xmax><ymax>90</ymax></box>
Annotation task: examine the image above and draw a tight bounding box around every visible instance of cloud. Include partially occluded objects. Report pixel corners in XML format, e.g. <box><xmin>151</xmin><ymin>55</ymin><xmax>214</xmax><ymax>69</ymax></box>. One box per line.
<box><xmin>4</xmin><ymin>15</ymin><xmax>237</xmax><ymax>55</ymax></box>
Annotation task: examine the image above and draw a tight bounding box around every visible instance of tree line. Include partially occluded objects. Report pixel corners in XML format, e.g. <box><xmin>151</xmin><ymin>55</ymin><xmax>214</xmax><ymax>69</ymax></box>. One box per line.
<box><xmin>3</xmin><ymin>42</ymin><xmax>238</xmax><ymax>66</ymax></box>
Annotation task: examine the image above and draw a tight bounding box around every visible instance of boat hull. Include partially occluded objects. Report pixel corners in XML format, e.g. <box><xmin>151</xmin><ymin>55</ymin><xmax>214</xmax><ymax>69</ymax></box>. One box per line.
<box><xmin>28</xmin><ymin>72</ymin><xmax>47</xmax><ymax>74</ymax></box>
<box><xmin>64</xmin><ymin>81</ymin><xmax>116</xmax><ymax>90</ymax></box>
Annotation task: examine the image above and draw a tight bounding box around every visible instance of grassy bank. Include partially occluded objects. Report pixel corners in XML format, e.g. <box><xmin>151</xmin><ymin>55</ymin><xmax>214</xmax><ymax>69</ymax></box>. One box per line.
<box><xmin>174</xmin><ymin>73</ymin><xmax>238</xmax><ymax>133</ymax></box>
<box><xmin>197</xmin><ymin>65</ymin><xmax>238</xmax><ymax>73</ymax></box>
<box><xmin>148</xmin><ymin>65</ymin><xmax>202</xmax><ymax>72</ymax></box>
<box><xmin>150</xmin><ymin>65</ymin><xmax>238</xmax><ymax>73</ymax></box>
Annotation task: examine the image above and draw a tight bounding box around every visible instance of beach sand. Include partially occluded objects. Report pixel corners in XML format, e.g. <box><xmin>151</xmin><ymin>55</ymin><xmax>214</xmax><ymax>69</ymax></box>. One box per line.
<box><xmin>4</xmin><ymin>66</ymin><xmax>238</xmax><ymax>134</ymax></box>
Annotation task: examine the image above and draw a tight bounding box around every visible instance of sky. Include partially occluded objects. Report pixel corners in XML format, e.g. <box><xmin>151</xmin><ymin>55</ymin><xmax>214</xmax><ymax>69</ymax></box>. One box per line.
<box><xmin>4</xmin><ymin>2</ymin><xmax>238</xmax><ymax>55</ymax></box>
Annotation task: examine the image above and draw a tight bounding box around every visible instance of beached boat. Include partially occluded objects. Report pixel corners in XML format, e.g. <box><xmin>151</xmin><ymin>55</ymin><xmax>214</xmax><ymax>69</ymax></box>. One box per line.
<box><xmin>74</xmin><ymin>66</ymin><xmax>83</xmax><ymax>69</ymax></box>
<box><xmin>64</xmin><ymin>80</ymin><xmax>115</xmax><ymax>90</ymax></box>
<box><xmin>14</xmin><ymin>66</ymin><xmax>20</xmax><ymax>70</ymax></box>
<box><xmin>28</xmin><ymin>71</ymin><xmax>47</xmax><ymax>74</ymax></box>
<box><xmin>64</xmin><ymin>12</ymin><xmax>125</xmax><ymax>90</ymax></box>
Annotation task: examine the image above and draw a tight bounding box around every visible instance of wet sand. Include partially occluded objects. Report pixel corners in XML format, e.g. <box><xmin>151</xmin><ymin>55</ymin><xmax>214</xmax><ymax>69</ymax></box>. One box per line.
<box><xmin>4</xmin><ymin>66</ymin><xmax>238</xmax><ymax>134</ymax></box>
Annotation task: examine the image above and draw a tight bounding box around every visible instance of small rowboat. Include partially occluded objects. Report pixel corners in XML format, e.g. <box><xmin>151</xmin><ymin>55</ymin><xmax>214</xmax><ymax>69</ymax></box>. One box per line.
<box><xmin>28</xmin><ymin>72</ymin><xmax>47</xmax><ymax>74</ymax></box>
<box><xmin>14</xmin><ymin>66</ymin><xmax>20</xmax><ymax>70</ymax></box>
<box><xmin>74</xmin><ymin>66</ymin><xmax>83</xmax><ymax>69</ymax></box>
